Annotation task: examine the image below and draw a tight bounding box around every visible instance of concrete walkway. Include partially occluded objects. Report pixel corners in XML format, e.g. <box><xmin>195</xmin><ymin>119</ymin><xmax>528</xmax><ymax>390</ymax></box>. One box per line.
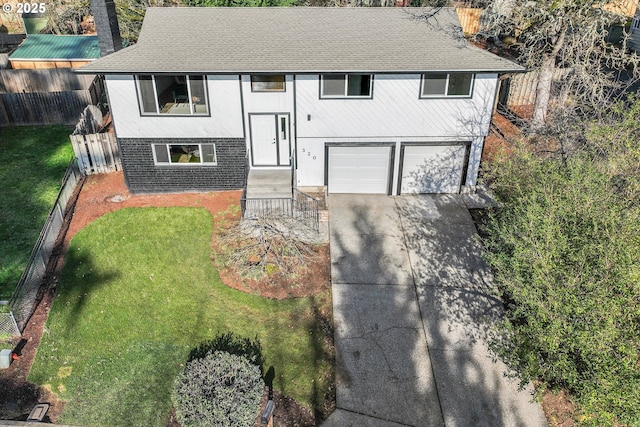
<box><xmin>323</xmin><ymin>195</ymin><xmax>548</xmax><ymax>427</ymax></box>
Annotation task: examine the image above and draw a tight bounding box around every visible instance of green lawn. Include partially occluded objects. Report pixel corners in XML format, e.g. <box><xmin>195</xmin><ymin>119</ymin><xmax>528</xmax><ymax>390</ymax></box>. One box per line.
<box><xmin>0</xmin><ymin>126</ymin><xmax>74</xmax><ymax>299</ymax></box>
<box><xmin>29</xmin><ymin>207</ymin><xmax>333</xmax><ymax>427</ymax></box>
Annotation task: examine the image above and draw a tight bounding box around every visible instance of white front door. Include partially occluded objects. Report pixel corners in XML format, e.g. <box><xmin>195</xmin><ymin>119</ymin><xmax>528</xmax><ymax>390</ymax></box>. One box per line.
<box><xmin>250</xmin><ymin>114</ymin><xmax>290</xmax><ymax>166</ymax></box>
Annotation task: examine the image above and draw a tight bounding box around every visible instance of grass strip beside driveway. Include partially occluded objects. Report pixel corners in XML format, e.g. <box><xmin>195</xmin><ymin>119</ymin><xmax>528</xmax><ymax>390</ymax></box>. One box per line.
<box><xmin>29</xmin><ymin>207</ymin><xmax>333</xmax><ymax>427</ymax></box>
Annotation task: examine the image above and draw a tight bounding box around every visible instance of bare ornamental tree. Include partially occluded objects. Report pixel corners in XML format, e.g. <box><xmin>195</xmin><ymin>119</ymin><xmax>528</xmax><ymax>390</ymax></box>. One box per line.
<box><xmin>480</xmin><ymin>0</ymin><xmax>640</xmax><ymax>129</ymax></box>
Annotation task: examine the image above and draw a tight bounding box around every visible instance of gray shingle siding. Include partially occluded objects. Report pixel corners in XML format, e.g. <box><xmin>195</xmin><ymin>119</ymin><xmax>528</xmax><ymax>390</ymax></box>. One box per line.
<box><xmin>118</xmin><ymin>137</ymin><xmax>246</xmax><ymax>193</ymax></box>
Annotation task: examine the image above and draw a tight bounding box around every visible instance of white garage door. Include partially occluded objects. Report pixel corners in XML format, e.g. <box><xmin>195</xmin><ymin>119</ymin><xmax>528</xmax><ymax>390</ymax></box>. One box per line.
<box><xmin>328</xmin><ymin>146</ymin><xmax>391</xmax><ymax>194</ymax></box>
<box><xmin>400</xmin><ymin>145</ymin><xmax>467</xmax><ymax>194</ymax></box>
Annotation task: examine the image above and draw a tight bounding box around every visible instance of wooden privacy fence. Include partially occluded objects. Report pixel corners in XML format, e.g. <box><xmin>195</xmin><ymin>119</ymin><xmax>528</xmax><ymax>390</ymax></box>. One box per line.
<box><xmin>456</xmin><ymin>8</ymin><xmax>484</xmax><ymax>34</ymax></box>
<box><xmin>70</xmin><ymin>132</ymin><xmax>121</xmax><ymax>174</ymax></box>
<box><xmin>499</xmin><ymin>68</ymin><xmax>571</xmax><ymax>111</ymax></box>
<box><xmin>0</xmin><ymin>91</ymin><xmax>95</xmax><ymax>126</ymax></box>
<box><xmin>0</xmin><ymin>68</ymin><xmax>94</xmax><ymax>92</ymax></box>
<box><xmin>0</xmin><ymin>69</ymin><xmax>100</xmax><ymax>126</ymax></box>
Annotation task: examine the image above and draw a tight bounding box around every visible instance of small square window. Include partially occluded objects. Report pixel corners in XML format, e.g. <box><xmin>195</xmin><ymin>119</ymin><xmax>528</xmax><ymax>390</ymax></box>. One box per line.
<box><xmin>448</xmin><ymin>74</ymin><xmax>473</xmax><ymax>96</ymax></box>
<box><xmin>421</xmin><ymin>74</ymin><xmax>448</xmax><ymax>96</ymax></box>
<box><xmin>322</xmin><ymin>74</ymin><xmax>347</xmax><ymax>97</ymax></box>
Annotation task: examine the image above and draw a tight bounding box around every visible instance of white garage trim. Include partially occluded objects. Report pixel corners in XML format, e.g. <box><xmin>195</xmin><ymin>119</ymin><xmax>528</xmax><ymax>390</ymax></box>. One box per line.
<box><xmin>397</xmin><ymin>142</ymin><xmax>471</xmax><ymax>194</ymax></box>
<box><xmin>325</xmin><ymin>143</ymin><xmax>394</xmax><ymax>194</ymax></box>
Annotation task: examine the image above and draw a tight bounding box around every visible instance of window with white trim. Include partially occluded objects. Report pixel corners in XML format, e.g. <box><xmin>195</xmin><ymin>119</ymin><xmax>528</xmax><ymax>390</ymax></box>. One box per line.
<box><xmin>251</xmin><ymin>75</ymin><xmax>286</xmax><ymax>92</ymax></box>
<box><xmin>321</xmin><ymin>74</ymin><xmax>372</xmax><ymax>98</ymax></box>
<box><xmin>136</xmin><ymin>75</ymin><xmax>208</xmax><ymax>115</ymax></box>
<box><xmin>152</xmin><ymin>143</ymin><xmax>217</xmax><ymax>165</ymax></box>
<box><xmin>421</xmin><ymin>73</ymin><xmax>474</xmax><ymax>98</ymax></box>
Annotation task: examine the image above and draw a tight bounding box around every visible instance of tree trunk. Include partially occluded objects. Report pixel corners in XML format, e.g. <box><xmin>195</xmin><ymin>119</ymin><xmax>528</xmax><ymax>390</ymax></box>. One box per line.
<box><xmin>531</xmin><ymin>29</ymin><xmax>567</xmax><ymax>130</ymax></box>
<box><xmin>531</xmin><ymin>55</ymin><xmax>555</xmax><ymax>129</ymax></box>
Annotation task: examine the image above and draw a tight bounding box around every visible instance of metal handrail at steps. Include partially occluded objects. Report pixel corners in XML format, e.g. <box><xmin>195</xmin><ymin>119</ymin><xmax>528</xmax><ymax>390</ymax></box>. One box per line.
<box><xmin>240</xmin><ymin>189</ymin><xmax>319</xmax><ymax>232</ymax></box>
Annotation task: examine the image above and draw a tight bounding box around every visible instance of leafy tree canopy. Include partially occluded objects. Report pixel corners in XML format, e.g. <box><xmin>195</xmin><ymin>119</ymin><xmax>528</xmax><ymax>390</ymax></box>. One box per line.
<box><xmin>481</xmin><ymin>96</ymin><xmax>640</xmax><ymax>426</ymax></box>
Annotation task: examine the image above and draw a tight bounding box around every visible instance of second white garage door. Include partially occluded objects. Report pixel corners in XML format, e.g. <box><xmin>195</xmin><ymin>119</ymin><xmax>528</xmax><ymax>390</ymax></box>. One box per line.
<box><xmin>328</xmin><ymin>146</ymin><xmax>391</xmax><ymax>194</ymax></box>
<box><xmin>400</xmin><ymin>144</ymin><xmax>467</xmax><ymax>194</ymax></box>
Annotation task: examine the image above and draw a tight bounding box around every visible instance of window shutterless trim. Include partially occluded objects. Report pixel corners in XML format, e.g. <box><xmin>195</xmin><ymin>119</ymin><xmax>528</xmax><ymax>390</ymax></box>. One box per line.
<box><xmin>419</xmin><ymin>73</ymin><xmax>474</xmax><ymax>99</ymax></box>
<box><xmin>250</xmin><ymin>75</ymin><xmax>286</xmax><ymax>92</ymax></box>
<box><xmin>319</xmin><ymin>74</ymin><xmax>374</xmax><ymax>99</ymax></box>
<box><xmin>152</xmin><ymin>143</ymin><xmax>218</xmax><ymax>166</ymax></box>
<box><xmin>134</xmin><ymin>75</ymin><xmax>158</xmax><ymax>115</ymax></box>
<box><xmin>135</xmin><ymin>74</ymin><xmax>211</xmax><ymax>117</ymax></box>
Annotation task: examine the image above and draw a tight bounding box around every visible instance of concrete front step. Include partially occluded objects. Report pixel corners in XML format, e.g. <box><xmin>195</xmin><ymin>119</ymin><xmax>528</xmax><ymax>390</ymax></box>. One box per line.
<box><xmin>246</xmin><ymin>169</ymin><xmax>292</xmax><ymax>199</ymax></box>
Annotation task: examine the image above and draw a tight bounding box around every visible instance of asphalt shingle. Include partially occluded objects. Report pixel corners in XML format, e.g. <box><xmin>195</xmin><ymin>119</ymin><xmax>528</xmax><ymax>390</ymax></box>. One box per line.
<box><xmin>80</xmin><ymin>7</ymin><xmax>523</xmax><ymax>74</ymax></box>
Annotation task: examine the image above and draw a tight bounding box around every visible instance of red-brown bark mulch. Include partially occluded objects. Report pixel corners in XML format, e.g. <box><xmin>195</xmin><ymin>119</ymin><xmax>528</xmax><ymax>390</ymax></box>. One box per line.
<box><xmin>1</xmin><ymin>171</ymin><xmax>331</xmax><ymax>426</ymax></box>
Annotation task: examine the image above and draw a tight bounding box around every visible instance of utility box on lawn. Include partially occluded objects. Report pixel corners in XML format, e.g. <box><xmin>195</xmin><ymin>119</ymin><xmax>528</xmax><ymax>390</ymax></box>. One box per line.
<box><xmin>261</xmin><ymin>400</ymin><xmax>275</xmax><ymax>426</ymax></box>
<box><xmin>0</xmin><ymin>349</ymin><xmax>12</xmax><ymax>368</ymax></box>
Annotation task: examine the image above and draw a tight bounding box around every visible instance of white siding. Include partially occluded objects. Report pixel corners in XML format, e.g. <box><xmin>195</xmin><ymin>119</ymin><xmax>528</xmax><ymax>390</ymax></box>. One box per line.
<box><xmin>240</xmin><ymin>75</ymin><xmax>295</xmax><ymax>115</ymax></box>
<box><xmin>294</xmin><ymin>74</ymin><xmax>498</xmax><ymax>193</ymax></box>
<box><xmin>240</xmin><ymin>75</ymin><xmax>295</xmax><ymax>160</ymax></box>
<box><xmin>295</xmin><ymin>74</ymin><xmax>498</xmax><ymax>138</ymax></box>
<box><xmin>105</xmin><ymin>74</ymin><xmax>244</xmax><ymax>138</ymax></box>
<box><xmin>296</xmin><ymin>136</ymin><xmax>485</xmax><ymax>191</ymax></box>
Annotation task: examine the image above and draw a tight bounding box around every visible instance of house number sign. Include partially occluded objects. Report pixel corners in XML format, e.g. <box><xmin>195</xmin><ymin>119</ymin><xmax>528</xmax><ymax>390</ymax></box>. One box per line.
<box><xmin>301</xmin><ymin>148</ymin><xmax>316</xmax><ymax>160</ymax></box>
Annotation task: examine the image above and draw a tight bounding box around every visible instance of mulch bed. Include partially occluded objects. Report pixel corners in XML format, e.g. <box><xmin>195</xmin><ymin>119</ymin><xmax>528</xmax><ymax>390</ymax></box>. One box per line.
<box><xmin>0</xmin><ymin>171</ymin><xmax>331</xmax><ymax>426</ymax></box>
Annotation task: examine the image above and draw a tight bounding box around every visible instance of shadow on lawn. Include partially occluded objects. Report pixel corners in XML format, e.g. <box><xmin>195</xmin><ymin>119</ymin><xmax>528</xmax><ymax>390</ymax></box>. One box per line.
<box><xmin>57</xmin><ymin>247</ymin><xmax>120</xmax><ymax>331</ymax></box>
<box><xmin>307</xmin><ymin>295</ymin><xmax>336</xmax><ymax>421</ymax></box>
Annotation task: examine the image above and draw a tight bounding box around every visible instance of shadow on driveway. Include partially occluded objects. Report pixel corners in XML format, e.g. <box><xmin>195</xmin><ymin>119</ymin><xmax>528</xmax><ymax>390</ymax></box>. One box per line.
<box><xmin>323</xmin><ymin>194</ymin><xmax>547</xmax><ymax>427</ymax></box>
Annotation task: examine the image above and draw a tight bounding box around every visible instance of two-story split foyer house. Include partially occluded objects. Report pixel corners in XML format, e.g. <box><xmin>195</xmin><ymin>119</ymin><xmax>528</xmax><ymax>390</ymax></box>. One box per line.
<box><xmin>79</xmin><ymin>7</ymin><xmax>523</xmax><ymax>195</ymax></box>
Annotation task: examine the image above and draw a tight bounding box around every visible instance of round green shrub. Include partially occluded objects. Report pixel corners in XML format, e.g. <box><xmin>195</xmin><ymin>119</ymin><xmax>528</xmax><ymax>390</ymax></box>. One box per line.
<box><xmin>172</xmin><ymin>351</ymin><xmax>264</xmax><ymax>427</ymax></box>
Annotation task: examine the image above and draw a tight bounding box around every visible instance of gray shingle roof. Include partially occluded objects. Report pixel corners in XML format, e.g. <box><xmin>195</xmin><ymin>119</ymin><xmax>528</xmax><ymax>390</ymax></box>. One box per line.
<box><xmin>80</xmin><ymin>7</ymin><xmax>523</xmax><ymax>74</ymax></box>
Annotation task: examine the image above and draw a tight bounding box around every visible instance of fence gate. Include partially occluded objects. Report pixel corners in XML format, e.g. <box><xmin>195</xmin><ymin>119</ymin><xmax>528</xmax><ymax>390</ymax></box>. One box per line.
<box><xmin>70</xmin><ymin>132</ymin><xmax>121</xmax><ymax>174</ymax></box>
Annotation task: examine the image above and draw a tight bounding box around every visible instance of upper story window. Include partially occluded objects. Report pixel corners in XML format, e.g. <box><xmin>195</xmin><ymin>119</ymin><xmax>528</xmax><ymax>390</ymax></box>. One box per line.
<box><xmin>136</xmin><ymin>75</ymin><xmax>208</xmax><ymax>115</ymax></box>
<box><xmin>421</xmin><ymin>73</ymin><xmax>474</xmax><ymax>98</ymax></box>
<box><xmin>251</xmin><ymin>75</ymin><xmax>286</xmax><ymax>92</ymax></box>
<box><xmin>321</xmin><ymin>74</ymin><xmax>372</xmax><ymax>98</ymax></box>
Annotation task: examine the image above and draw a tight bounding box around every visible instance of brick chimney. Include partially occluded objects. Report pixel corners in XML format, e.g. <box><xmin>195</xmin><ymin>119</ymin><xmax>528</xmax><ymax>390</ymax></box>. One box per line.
<box><xmin>90</xmin><ymin>0</ymin><xmax>122</xmax><ymax>56</ymax></box>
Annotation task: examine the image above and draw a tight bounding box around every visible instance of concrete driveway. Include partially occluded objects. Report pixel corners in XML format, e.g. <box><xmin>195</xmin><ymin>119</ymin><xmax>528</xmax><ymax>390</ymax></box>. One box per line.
<box><xmin>322</xmin><ymin>194</ymin><xmax>548</xmax><ymax>427</ymax></box>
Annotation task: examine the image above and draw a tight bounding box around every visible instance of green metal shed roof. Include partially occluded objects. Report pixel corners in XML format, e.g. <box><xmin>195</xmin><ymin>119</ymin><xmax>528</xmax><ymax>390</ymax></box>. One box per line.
<box><xmin>9</xmin><ymin>34</ymin><xmax>100</xmax><ymax>61</ymax></box>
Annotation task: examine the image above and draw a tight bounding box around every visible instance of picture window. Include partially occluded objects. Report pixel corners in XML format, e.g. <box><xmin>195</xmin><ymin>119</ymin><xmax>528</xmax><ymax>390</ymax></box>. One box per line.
<box><xmin>137</xmin><ymin>75</ymin><xmax>208</xmax><ymax>115</ymax></box>
<box><xmin>153</xmin><ymin>143</ymin><xmax>217</xmax><ymax>165</ymax></box>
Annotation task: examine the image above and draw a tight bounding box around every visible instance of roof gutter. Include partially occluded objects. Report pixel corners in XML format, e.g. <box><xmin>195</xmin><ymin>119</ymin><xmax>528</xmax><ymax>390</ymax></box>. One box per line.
<box><xmin>75</xmin><ymin>67</ymin><xmax>526</xmax><ymax>75</ymax></box>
